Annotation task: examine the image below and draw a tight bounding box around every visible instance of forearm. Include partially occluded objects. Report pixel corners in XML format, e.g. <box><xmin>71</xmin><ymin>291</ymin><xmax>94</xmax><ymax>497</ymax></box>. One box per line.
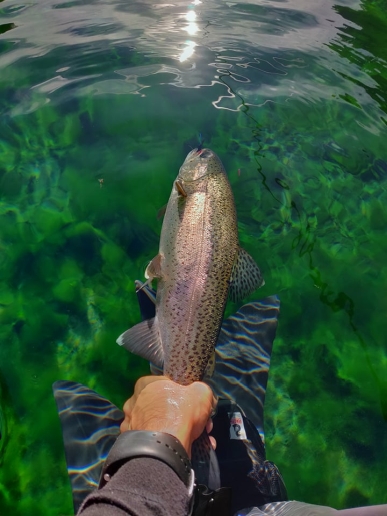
<box><xmin>78</xmin><ymin>457</ymin><xmax>189</xmax><ymax>516</ymax></box>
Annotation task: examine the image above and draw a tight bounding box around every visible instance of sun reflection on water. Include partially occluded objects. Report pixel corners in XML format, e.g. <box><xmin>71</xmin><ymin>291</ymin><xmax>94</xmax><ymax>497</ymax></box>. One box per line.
<box><xmin>179</xmin><ymin>0</ymin><xmax>202</xmax><ymax>61</ymax></box>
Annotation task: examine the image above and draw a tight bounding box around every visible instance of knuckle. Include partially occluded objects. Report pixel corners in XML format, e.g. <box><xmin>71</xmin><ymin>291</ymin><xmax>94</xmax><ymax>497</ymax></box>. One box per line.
<box><xmin>123</xmin><ymin>399</ymin><xmax>131</xmax><ymax>414</ymax></box>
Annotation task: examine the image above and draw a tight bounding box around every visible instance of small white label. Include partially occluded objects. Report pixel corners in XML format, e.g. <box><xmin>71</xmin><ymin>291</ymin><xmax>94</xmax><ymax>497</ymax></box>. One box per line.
<box><xmin>228</xmin><ymin>411</ymin><xmax>247</xmax><ymax>440</ymax></box>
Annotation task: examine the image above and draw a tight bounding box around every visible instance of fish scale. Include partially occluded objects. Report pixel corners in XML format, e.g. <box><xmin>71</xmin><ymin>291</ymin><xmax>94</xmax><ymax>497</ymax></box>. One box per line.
<box><xmin>159</xmin><ymin>159</ymin><xmax>239</xmax><ymax>384</ymax></box>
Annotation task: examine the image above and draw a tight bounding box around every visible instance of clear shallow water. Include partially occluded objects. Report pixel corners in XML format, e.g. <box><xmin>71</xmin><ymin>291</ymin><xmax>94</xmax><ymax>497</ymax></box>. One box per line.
<box><xmin>0</xmin><ymin>0</ymin><xmax>387</xmax><ymax>513</ymax></box>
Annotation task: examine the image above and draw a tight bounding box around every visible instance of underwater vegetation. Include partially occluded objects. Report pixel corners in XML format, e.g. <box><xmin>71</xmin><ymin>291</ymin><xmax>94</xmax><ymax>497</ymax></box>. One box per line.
<box><xmin>0</xmin><ymin>86</ymin><xmax>386</xmax><ymax>513</ymax></box>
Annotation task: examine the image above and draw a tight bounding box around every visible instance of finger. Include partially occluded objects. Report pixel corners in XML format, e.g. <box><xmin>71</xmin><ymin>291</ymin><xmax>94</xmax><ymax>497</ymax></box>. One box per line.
<box><xmin>209</xmin><ymin>436</ymin><xmax>217</xmax><ymax>450</ymax></box>
<box><xmin>191</xmin><ymin>382</ymin><xmax>215</xmax><ymax>411</ymax></box>
<box><xmin>123</xmin><ymin>397</ymin><xmax>133</xmax><ymax>413</ymax></box>
<box><xmin>123</xmin><ymin>376</ymin><xmax>168</xmax><ymax>417</ymax></box>
<box><xmin>120</xmin><ymin>417</ymin><xmax>131</xmax><ymax>433</ymax></box>
<box><xmin>211</xmin><ymin>395</ymin><xmax>218</xmax><ymax>417</ymax></box>
<box><xmin>206</xmin><ymin>418</ymin><xmax>213</xmax><ymax>434</ymax></box>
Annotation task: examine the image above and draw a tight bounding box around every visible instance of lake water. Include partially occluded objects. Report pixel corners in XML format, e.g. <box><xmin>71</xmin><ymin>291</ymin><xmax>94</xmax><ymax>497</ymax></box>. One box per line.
<box><xmin>1</xmin><ymin>0</ymin><xmax>387</xmax><ymax>514</ymax></box>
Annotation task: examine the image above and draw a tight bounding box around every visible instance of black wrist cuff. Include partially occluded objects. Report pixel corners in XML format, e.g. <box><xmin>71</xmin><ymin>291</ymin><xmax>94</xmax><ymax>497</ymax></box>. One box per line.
<box><xmin>99</xmin><ymin>430</ymin><xmax>194</xmax><ymax>492</ymax></box>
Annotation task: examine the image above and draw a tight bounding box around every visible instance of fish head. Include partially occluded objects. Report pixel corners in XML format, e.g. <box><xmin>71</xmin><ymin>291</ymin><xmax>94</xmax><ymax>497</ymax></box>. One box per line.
<box><xmin>178</xmin><ymin>148</ymin><xmax>225</xmax><ymax>183</ymax></box>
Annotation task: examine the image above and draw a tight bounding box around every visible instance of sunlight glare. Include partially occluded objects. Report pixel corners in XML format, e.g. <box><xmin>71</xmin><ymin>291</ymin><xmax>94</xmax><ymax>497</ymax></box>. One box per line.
<box><xmin>179</xmin><ymin>41</ymin><xmax>197</xmax><ymax>62</ymax></box>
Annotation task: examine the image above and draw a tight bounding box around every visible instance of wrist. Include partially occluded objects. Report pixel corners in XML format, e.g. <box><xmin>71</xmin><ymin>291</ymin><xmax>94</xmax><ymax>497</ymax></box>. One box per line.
<box><xmin>132</xmin><ymin>417</ymin><xmax>193</xmax><ymax>457</ymax></box>
<box><xmin>174</xmin><ymin>429</ymin><xmax>192</xmax><ymax>458</ymax></box>
<box><xmin>99</xmin><ymin>431</ymin><xmax>194</xmax><ymax>495</ymax></box>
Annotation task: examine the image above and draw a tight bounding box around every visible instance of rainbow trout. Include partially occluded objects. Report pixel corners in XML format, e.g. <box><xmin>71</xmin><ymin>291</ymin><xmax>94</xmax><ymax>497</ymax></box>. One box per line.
<box><xmin>117</xmin><ymin>148</ymin><xmax>264</xmax><ymax>488</ymax></box>
<box><xmin>118</xmin><ymin>148</ymin><xmax>264</xmax><ymax>384</ymax></box>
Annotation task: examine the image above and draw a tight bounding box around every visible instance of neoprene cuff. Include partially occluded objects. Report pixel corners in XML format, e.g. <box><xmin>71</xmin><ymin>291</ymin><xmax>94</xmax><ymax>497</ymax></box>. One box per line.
<box><xmin>99</xmin><ymin>430</ymin><xmax>195</xmax><ymax>493</ymax></box>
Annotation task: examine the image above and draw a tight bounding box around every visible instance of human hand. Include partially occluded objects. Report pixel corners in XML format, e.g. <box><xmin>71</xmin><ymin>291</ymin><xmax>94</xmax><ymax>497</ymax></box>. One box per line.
<box><xmin>120</xmin><ymin>376</ymin><xmax>217</xmax><ymax>457</ymax></box>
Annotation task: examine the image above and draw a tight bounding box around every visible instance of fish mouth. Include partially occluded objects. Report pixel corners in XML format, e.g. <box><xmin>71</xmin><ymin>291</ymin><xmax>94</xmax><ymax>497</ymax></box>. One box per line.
<box><xmin>178</xmin><ymin>148</ymin><xmax>215</xmax><ymax>182</ymax></box>
<box><xmin>185</xmin><ymin>147</ymin><xmax>212</xmax><ymax>161</ymax></box>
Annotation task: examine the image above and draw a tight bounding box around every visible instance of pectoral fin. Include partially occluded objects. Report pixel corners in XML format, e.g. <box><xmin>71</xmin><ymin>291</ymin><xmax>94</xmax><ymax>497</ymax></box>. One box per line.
<box><xmin>175</xmin><ymin>179</ymin><xmax>187</xmax><ymax>197</ymax></box>
<box><xmin>116</xmin><ymin>317</ymin><xmax>164</xmax><ymax>369</ymax></box>
<box><xmin>229</xmin><ymin>247</ymin><xmax>264</xmax><ymax>302</ymax></box>
<box><xmin>145</xmin><ymin>254</ymin><xmax>162</xmax><ymax>281</ymax></box>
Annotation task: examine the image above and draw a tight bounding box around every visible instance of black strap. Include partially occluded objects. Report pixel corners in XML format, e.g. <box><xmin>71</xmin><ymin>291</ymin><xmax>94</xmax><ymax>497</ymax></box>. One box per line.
<box><xmin>99</xmin><ymin>431</ymin><xmax>194</xmax><ymax>491</ymax></box>
<box><xmin>99</xmin><ymin>430</ymin><xmax>231</xmax><ymax>516</ymax></box>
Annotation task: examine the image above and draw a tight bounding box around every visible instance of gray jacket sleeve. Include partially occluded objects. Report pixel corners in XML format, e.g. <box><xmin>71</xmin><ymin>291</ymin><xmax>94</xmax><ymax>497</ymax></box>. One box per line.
<box><xmin>78</xmin><ymin>457</ymin><xmax>190</xmax><ymax>516</ymax></box>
